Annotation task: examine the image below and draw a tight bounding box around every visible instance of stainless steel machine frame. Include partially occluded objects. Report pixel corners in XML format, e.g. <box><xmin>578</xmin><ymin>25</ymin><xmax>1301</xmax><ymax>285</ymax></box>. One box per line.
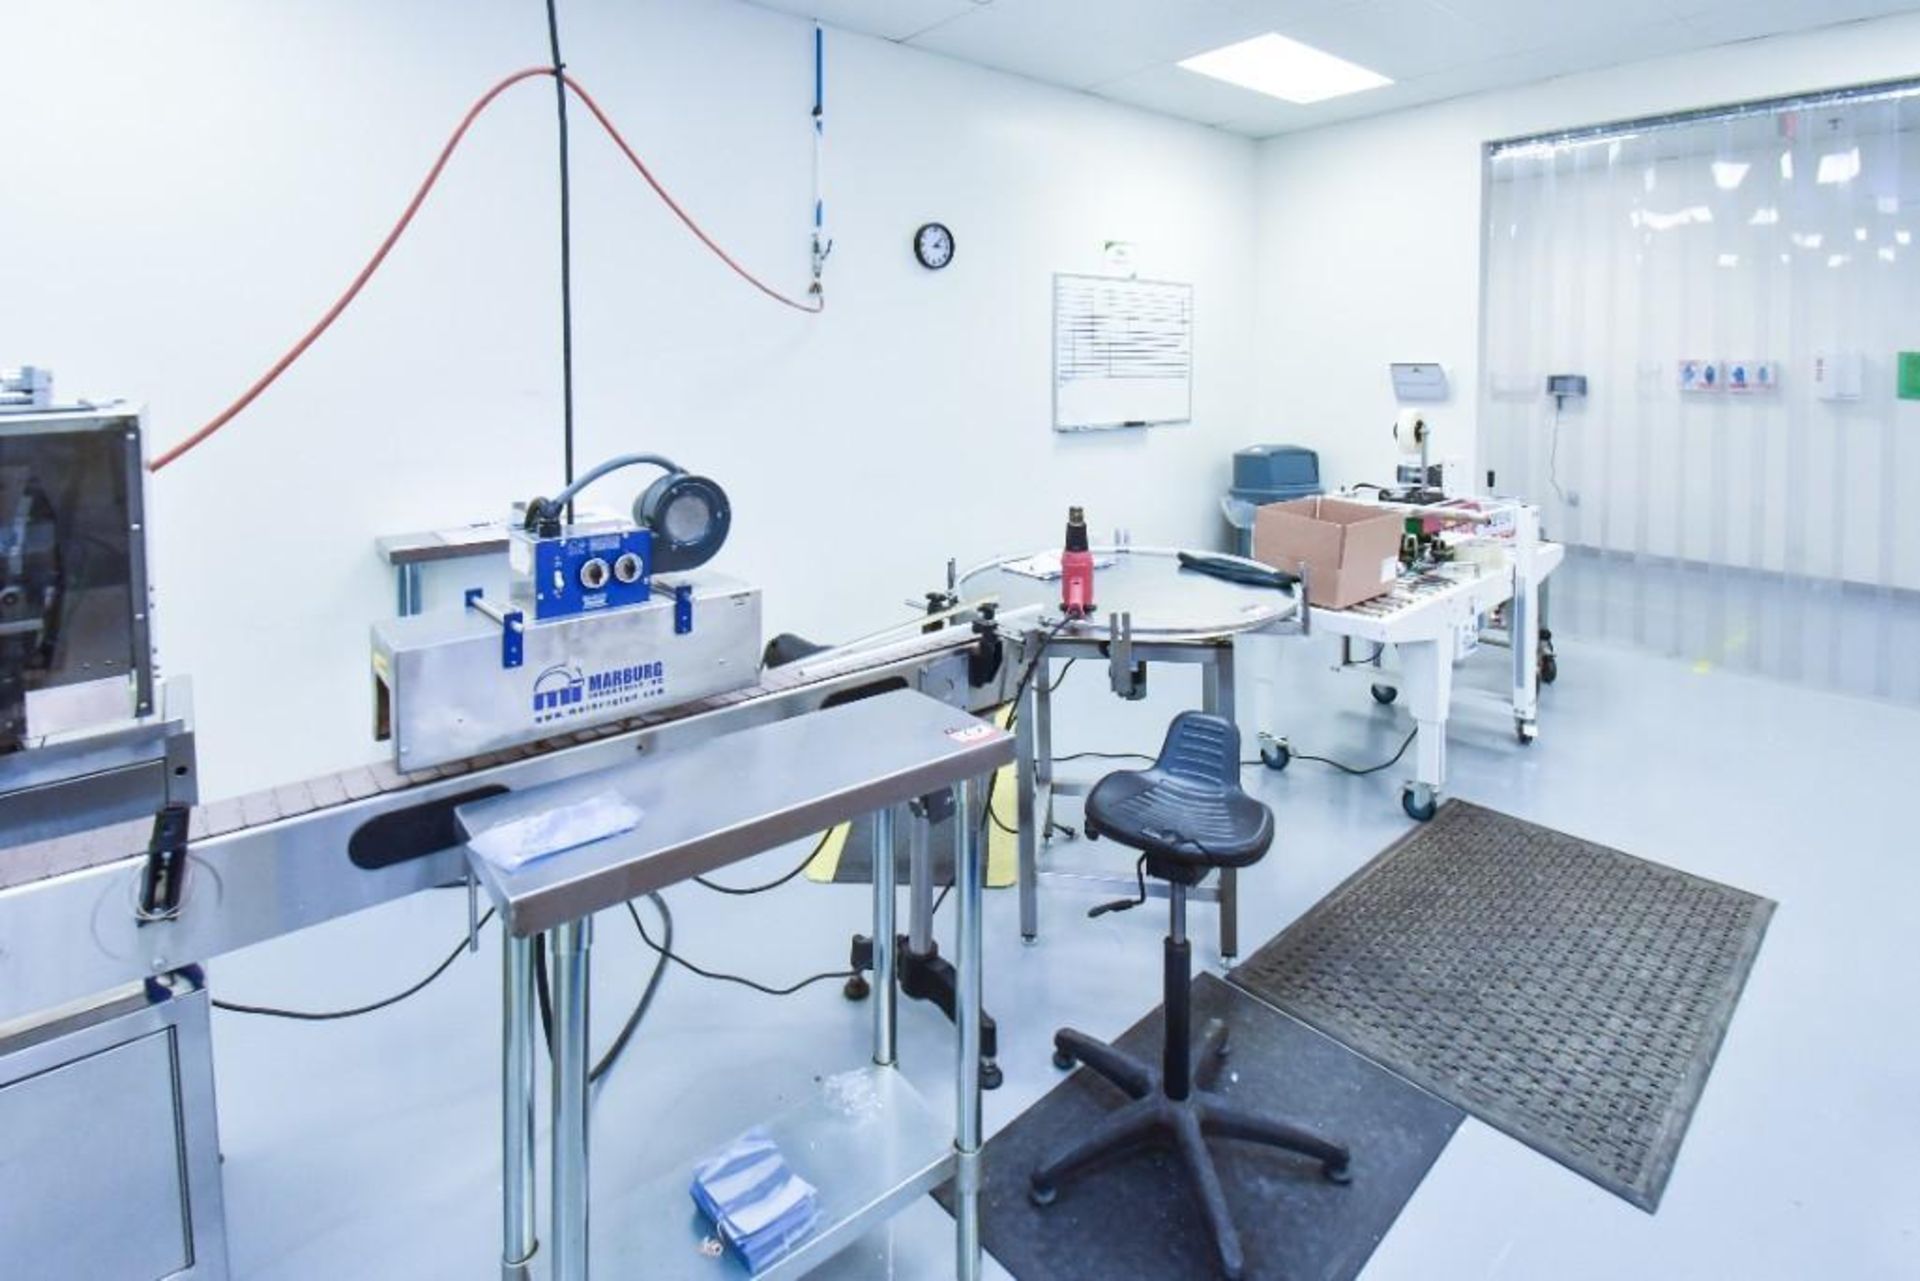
<box><xmin>0</xmin><ymin>969</ymin><xmax>229</xmax><ymax>1280</ymax></box>
<box><xmin>0</xmin><ymin>625</ymin><xmax>985</xmax><ymax>1028</ymax></box>
<box><xmin>370</xmin><ymin>570</ymin><xmax>763</xmax><ymax>770</ymax></box>
<box><xmin>958</xmin><ymin>546</ymin><xmax>1306</xmax><ymax>962</ymax></box>
<box><xmin>0</xmin><ymin>675</ymin><xmax>196</xmax><ymax>847</ymax></box>
<box><xmin>1017</xmin><ymin>633</ymin><xmax>1248</xmax><ymax>956</ymax></box>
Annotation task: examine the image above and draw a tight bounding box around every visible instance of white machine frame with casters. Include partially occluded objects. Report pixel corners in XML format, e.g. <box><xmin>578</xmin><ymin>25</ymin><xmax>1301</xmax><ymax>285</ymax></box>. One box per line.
<box><xmin>1261</xmin><ymin>499</ymin><xmax>1562</xmax><ymax>821</ymax></box>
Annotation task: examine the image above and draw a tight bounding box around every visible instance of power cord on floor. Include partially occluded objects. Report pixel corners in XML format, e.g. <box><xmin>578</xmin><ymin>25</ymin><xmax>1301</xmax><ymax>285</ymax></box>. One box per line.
<box><xmin>1279</xmin><ymin>726</ymin><xmax>1418</xmax><ymax>776</ymax></box>
<box><xmin>628</xmin><ymin>898</ymin><xmax>856</xmax><ymax>996</ymax></box>
<box><xmin>1049</xmin><ymin>727</ymin><xmax>1418</xmax><ymax>777</ymax></box>
<box><xmin>211</xmin><ymin>909</ymin><xmax>497</xmax><ymax>1021</ymax></box>
<box><xmin>533</xmin><ymin>891</ymin><xmax>674</xmax><ymax>1087</ymax></box>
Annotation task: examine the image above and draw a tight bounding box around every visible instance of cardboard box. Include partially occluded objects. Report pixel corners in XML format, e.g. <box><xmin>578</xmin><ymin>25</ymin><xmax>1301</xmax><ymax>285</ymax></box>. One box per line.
<box><xmin>1252</xmin><ymin>497</ymin><xmax>1404</xmax><ymax>610</ymax></box>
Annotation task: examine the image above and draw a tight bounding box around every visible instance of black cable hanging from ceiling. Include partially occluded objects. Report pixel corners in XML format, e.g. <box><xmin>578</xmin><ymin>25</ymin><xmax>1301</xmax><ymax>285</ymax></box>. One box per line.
<box><xmin>544</xmin><ymin>0</ymin><xmax>576</xmax><ymax>512</ymax></box>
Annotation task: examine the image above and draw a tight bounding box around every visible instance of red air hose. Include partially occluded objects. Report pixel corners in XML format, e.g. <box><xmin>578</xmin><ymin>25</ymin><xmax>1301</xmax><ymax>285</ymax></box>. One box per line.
<box><xmin>150</xmin><ymin>65</ymin><xmax>820</xmax><ymax>474</ymax></box>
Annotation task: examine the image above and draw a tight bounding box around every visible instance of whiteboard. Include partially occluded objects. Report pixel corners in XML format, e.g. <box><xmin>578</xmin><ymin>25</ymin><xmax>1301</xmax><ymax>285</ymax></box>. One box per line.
<box><xmin>1052</xmin><ymin>274</ymin><xmax>1193</xmax><ymax>431</ymax></box>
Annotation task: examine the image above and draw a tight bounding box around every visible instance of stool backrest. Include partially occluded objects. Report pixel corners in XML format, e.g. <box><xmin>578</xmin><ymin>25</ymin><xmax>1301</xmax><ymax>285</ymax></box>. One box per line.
<box><xmin>1155</xmin><ymin>712</ymin><xmax>1242</xmax><ymax>791</ymax></box>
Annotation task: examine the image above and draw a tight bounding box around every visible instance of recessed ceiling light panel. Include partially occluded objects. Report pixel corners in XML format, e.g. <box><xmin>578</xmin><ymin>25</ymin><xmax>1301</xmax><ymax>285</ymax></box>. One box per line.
<box><xmin>1178</xmin><ymin>32</ymin><xmax>1391</xmax><ymax>104</ymax></box>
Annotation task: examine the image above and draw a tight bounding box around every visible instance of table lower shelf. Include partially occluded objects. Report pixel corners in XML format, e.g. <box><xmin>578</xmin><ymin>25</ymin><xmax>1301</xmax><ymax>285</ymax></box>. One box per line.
<box><xmin>592</xmin><ymin>1065</ymin><xmax>956</xmax><ymax>1280</ymax></box>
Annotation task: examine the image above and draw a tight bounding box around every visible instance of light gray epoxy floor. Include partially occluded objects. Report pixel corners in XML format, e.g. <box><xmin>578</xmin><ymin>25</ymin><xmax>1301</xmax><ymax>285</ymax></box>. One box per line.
<box><xmin>206</xmin><ymin>632</ymin><xmax>1920</xmax><ymax>1279</ymax></box>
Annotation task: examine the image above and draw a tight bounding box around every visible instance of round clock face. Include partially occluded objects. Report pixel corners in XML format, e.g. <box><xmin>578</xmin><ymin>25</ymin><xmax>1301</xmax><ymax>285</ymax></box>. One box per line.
<box><xmin>913</xmin><ymin>222</ymin><xmax>954</xmax><ymax>270</ymax></box>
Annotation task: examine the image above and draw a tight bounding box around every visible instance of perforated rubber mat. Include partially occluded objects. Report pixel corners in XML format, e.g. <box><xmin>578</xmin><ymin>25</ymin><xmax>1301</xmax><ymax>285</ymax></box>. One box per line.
<box><xmin>1229</xmin><ymin>801</ymin><xmax>1773</xmax><ymax>1210</ymax></box>
<box><xmin>935</xmin><ymin>975</ymin><xmax>1461</xmax><ymax>1281</ymax></box>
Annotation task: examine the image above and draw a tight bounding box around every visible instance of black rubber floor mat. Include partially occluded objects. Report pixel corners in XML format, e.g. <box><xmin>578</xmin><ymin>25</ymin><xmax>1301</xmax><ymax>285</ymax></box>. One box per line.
<box><xmin>1229</xmin><ymin>800</ymin><xmax>1773</xmax><ymax>1211</ymax></box>
<box><xmin>937</xmin><ymin>974</ymin><xmax>1461</xmax><ymax>1281</ymax></box>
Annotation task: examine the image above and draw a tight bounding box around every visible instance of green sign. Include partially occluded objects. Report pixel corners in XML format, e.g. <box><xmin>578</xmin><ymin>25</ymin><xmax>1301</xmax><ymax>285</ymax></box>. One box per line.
<box><xmin>1901</xmin><ymin>351</ymin><xmax>1920</xmax><ymax>401</ymax></box>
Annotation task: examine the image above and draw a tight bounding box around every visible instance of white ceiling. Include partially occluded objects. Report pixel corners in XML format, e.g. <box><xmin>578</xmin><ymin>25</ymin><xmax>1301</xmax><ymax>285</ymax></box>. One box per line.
<box><xmin>744</xmin><ymin>0</ymin><xmax>1920</xmax><ymax>137</ymax></box>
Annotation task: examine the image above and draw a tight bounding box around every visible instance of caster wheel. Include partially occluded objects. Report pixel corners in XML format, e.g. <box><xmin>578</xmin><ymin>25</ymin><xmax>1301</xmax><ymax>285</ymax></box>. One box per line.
<box><xmin>1260</xmin><ymin>739</ymin><xmax>1291</xmax><ymax>772</ymax></box>
<box><xmin>1052</xmin><ymin>1048</ymin><xmax>1076</xmax><ymax>1071</ymax></box>
<box><xmin>1402</xmin><ymin>788</ymin><xmax>1437</xmax><ymax>822</ymax></box>
<box><xmin>1539</xmin><ymin>653</ymin><xmax>1558</xmax><ymax>685</ymax></box>
<box><xmin>1516</xmin><ymin>721</ymin><xmax>1537</xmax><ymax>746</ymax></box>
<box><xmin>1323</xmin><ymin>1158</ymin><xmax>1353</xmax><ymax>1186</ymax></box>
<box><xmin>1029</xmin><ymin>1181</ymin><xmax>1057</xmax><ymax>1208</ymax></box>
<box><xmin>842</xmin><ymin>974</ymin><xmax>870</xmax><ymax>1001</ymax></box>
<box><xmin>1370</xmin><ymin>683</ymin><xmax>1398</xmax><ymax>706</ymax></box>
<box><xmin>981</xmin><ymin>1060</ymin><xmax>1004</xmax><ymax>1091</ymax></box>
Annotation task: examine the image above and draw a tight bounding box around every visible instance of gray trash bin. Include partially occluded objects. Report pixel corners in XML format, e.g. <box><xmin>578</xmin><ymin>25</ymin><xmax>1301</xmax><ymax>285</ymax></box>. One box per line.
<box><xmin>1222</xmin><ymin>444</ymin><xmax>1321</xmax><ymax>558</ymax></box>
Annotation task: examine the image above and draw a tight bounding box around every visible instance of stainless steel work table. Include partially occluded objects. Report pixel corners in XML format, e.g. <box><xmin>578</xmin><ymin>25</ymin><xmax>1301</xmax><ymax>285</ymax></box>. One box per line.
<box><xmin>457</xmin><ymin>688</ymin><xmax>1013</xmax><ymax>1281</ymax></box>
<box><xmin>959</xmin><ymin>547</ymin><xmax>1302</xmax><ymax>961</ymax></box>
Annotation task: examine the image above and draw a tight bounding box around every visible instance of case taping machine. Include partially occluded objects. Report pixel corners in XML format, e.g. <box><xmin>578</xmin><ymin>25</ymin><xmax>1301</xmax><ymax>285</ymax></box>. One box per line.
<box><xmin>0</xmin><ymin>427</ymin><xmax>1014</xmax><ymax>1281</ymax></box>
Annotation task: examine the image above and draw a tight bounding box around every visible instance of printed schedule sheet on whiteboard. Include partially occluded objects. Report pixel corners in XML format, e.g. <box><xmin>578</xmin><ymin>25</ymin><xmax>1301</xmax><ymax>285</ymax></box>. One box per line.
<box><xmin>1052</xmin><ymin>273</ymin><xmax>1193</xmax><ymax>431</ymax></box>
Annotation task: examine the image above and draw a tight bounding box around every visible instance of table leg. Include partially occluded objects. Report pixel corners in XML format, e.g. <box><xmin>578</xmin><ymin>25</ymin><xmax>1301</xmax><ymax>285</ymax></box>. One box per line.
<box><xmin>953</xmin><ymin>776</ymin><xmax>983</xmax><ymax>1281</ymax></box>
<box><xmin>1203</xmin><ymin>643</ymin><xmax>1241</xmax><ymax>961</ymax></box>
<box><xmin>872</xmin><ymin>806</ymin><xmax>897</xmax><ymax>1068</ymax></box>
<box><xmin>1511</xmin><ymin>505</ymin><xmax>1541</xmax><ymax>742</ymax></box>
<box><xmin>1511</xmin><ymin>566</ymin><xmax>1539</xmax><ymax>734</ymax></box>
<box><xmin>1204</xmin><ymin>639</ymin><xmax>1238</xmax><ymax>726</ymax></box>
<box><xmin>550</xmin><ymin>917</ymin><xmax>592</xmax><ymax>1281</ymax></box>
<box><xmin>1015</xmin><ymin>670</ymin><xmax>1039</xmax><ymax>942</ymax></box>
<box><xmin>502</xmin><ymin>932</ymin><xmax>537</xmax><ymax>1273</ymax></box>
<box><xmin>1034</xmin><ymin>654</ymin><xmax>1055</xmax><ymax>835</ymax></box>
<box><xmin>1398</xmin><ymin>639</ymin><xmax>1452</xmax><ymax>818</ymax></box>
<box><xmin>396</xmin><ymin>563</ymin><xmax>423</xmax><ymax>617</ymax></box>
<box><xmin>907</xmin><ymin>800</ymin><xmax>934</xmax><ymax>956</ymax></box>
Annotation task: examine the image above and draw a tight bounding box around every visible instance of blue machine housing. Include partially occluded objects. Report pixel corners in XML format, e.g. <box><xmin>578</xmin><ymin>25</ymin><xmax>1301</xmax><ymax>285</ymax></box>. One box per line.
<box><xmin>523</xmin><ymin>526</ymin><xmax>655</xmax><ymax>621</ymax></box>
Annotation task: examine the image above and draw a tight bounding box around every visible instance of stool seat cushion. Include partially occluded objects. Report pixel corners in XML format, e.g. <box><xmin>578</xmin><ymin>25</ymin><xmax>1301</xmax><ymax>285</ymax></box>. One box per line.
<box><xmin>1083</xmin><ymin>712</ymin><xmax>1273</xmax><ymax>875</ymax></box>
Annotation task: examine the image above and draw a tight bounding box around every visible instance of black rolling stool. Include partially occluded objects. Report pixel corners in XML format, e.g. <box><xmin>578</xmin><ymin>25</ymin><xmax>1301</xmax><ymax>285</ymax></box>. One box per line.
<box><xmin>1028</xmin><ymin>711</ymin><xmax>1351</xmax><ymax>1281</ymax></box>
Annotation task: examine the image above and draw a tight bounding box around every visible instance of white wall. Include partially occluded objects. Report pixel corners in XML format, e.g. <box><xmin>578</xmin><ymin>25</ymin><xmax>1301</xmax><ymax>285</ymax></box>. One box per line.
<box><xmin>0</xmin><ymin>0</ymin><xmax>1258</xmax><ymax>798</ymax></box>
<box><xmin>1253</xmin><ymin>11</ymin><xmax>1920</xmax><ymax>500</ymax></box>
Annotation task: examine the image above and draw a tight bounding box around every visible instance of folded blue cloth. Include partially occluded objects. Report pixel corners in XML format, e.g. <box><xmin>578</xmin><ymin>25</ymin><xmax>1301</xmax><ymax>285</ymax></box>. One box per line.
<box><xmin>690</xmin><ymin>1128</ymin><xmax>819</xmax><ymax>1273</ymax></box>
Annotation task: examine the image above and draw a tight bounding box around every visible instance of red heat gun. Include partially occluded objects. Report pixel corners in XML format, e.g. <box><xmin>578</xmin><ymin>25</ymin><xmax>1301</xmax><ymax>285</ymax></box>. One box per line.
<box><xmin>1060</xmin><ymin>506</ymin><xmax>1095</xmax><ymax>617</ymax></box>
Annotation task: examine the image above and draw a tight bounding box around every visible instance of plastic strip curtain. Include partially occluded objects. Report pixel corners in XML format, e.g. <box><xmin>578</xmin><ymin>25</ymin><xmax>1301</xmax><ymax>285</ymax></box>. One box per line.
<box><xmin>1480</xmin><ymin>84</ymin><xmax>1920</xmax><ymax>704</ymax></box>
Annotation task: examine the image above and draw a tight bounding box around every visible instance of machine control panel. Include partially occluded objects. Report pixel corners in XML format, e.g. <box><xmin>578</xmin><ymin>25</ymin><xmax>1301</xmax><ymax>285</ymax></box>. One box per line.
<box><xmin>509</xmin><ymin>523</ymin><xmax>654</xmax><ymax>621</ymax></box>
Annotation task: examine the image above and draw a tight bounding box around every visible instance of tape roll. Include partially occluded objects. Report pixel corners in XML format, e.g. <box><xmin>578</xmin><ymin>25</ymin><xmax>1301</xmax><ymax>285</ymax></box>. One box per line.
<box><xmin>1393</xmin><ymin>409</ymin><xmax>1428</xmax><ymax>456</ymax></box>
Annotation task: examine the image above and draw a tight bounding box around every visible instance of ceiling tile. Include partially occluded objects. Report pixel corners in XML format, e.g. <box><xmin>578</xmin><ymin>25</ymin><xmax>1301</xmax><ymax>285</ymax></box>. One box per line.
<box><xmin>1274</xmin><ymin>0</ymin><xmax>1513</xmax><ymax>78</ymax></box>
<box><xmin>745</xmin><ymin>0</ymin><xmax>1920</xmax><ymax>139</ymax></box>
<box><xmin>1220</xmin><ymin>20</ymin><xmax>1702</xmax><ymax>136</ymax></box>
<box><xmin>1093</xmin><ymin>62</ymin><xmax>1288</xmax><ymax>128</ymax></box>
<box><xmin>910</xmin><ymin>0</ymin><xmax>1328</xmax><ymax>91</ymax></box>
<box><xmin>1219</xmin><ymin>72</ymin><xmax>1456</xmax><ymax>135</ymax></box>
<box><xmin>1671</xmin><ymin>0</ymin><xmax>1914</xmax><ymax>21</ymax></box>
<box><xmin>1430</xmin><ymin>0</ymin><xmax>1684</xmax><ymax>50</ymax></box>
<box><xmin>1675</xmin><ymin>0</ymin><xmax>1919</xmax><ymax>43</ymax></box>
<box><xmin>744</xmin><ymin>0</ymin><xmax>983</xmax><ymax>43</ymax></box>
